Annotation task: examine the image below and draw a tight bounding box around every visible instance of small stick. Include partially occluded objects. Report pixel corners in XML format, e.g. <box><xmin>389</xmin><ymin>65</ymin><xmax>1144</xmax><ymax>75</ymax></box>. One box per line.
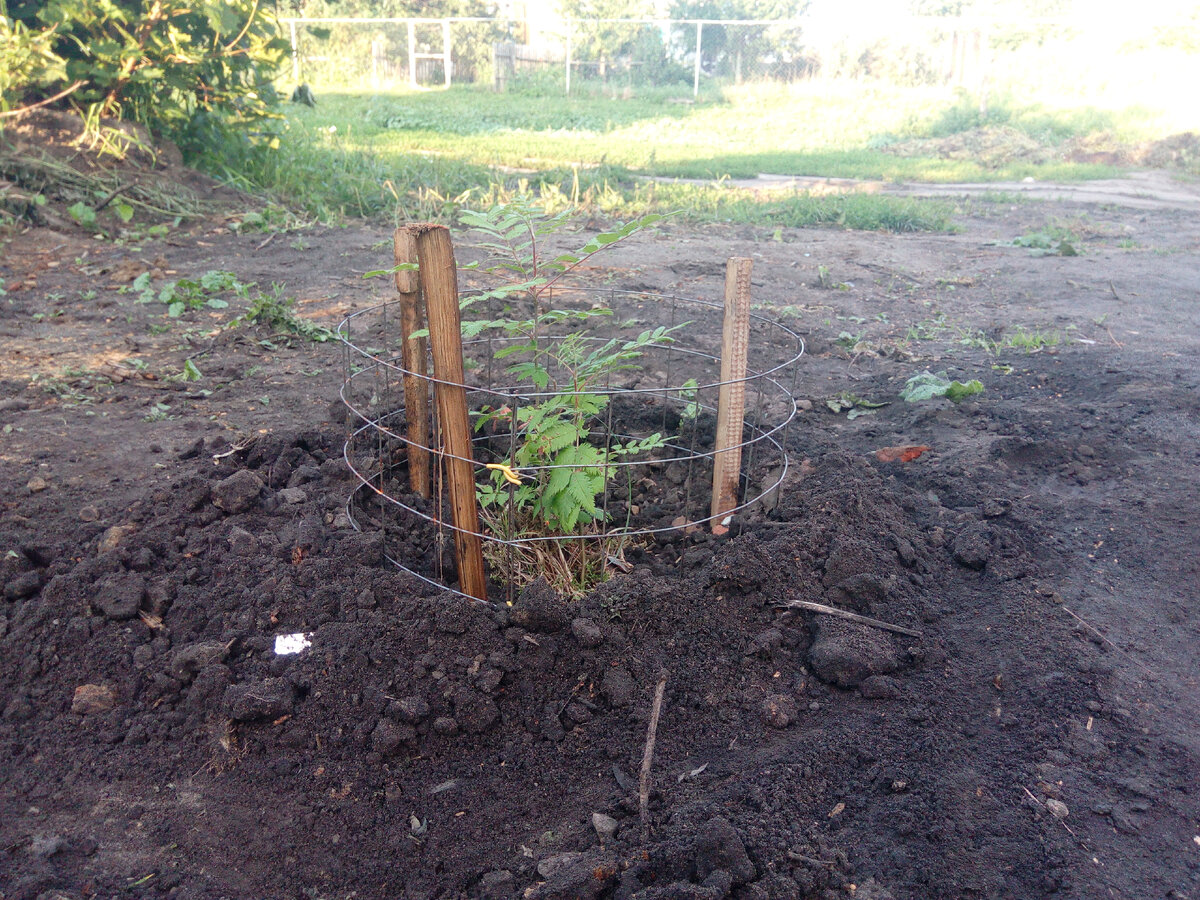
<box><xmin>95</xmin><ymin>181</ymin><xmax>136</xmax><ymax>212</ymax></box>
<box><xmin>639</xmin><ymin>670</ymin><xmax>669</xmax><ymax>835</ymax></box>
<box><xmin>779</xmin><ymin>599</ymin><xmax>922</xmax><ymax>638</ymax></box>
<box><xmin>1021</xmin><ymin>786</ymin><xmax>1077</xmax><ymax>837</ymax></box>
<box><xmin>1061</xmin><ymin>606</ymin><xmax>1153</xmax><ymax>676</ymax></box>
<box><xmin>395</xmin><ymin>228</ymin><xmax>432</xmax><ymax>498</ymax></box>
<box><xmin>711</xmin><ymin>257</ymin><xmax>753</xmax><ymax>535</ymax></box>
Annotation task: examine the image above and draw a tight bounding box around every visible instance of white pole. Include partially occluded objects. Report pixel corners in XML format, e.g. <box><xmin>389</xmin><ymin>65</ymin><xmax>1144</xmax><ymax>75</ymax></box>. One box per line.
<box><xmin>408</xmin><ymin>20</ymin><xmax>417</xmax><ymax>88</ymax></box>
<box><xmin>290</xmin><ymin>20</ymin><xmax>299</xmax><ymax>83</ymax></box>
<box><xmin>443</xmin><ymin>19</ymin><xmax>452</xmax><ymax>88</ymax></box>
<box><xmin>693</xmin><ymin>22</ymin><xmax>703</xmax><ymax>97</ymax></box>
<box><xmin>565</xmin><ymin>17</ymin><xmax>572</xmax><ymax>96</ymax></box>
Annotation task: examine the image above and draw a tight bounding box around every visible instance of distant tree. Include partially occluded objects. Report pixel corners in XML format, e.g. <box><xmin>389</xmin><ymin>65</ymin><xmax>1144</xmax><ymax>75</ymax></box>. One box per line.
<box><xmin>670</xmin><ymin>0</ymin><xmax>811</xmax><ymax>82</ymax></box>
<box><xmin>558</xmin><ymin>0</ymin><xmax>657</xmax><ymax>78</ymax></box>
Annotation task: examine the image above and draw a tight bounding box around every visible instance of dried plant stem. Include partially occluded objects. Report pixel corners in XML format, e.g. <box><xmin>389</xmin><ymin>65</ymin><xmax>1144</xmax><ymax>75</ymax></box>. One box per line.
<box><xmin>780</xmin><ymin>599</ymin><xmax>922</xmax><ymax>638</ymax></box>
<box><xmin>639</xmin><ymin>669</ymin><xmax>669</xmax><ymax>836</ymax></box>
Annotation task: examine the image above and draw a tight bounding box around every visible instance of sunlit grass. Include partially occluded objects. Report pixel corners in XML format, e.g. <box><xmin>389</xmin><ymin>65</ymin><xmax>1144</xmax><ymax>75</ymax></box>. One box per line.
<box><xmin>200</xmin><ymin>72</ymin><xmax>1194</xmax><ymax>228</ymax></box>
<box><xmin>288</xmin><ymin>81</ymin><xmax>1149</xmax><ymax>182</ymax></box>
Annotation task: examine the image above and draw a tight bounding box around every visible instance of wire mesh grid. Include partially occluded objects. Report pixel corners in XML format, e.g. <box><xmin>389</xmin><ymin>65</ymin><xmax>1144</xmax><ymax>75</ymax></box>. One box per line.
<box><xmin>339</xmin><ymin>287</ymin><xmax>802</xmax><ymax>602</ymax></box>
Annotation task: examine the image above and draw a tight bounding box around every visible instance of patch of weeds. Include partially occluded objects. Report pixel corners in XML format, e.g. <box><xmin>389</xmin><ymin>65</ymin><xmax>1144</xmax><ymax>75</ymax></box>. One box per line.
<box><xmin>905</xmin><ymin>312</ymin><xmax>949</xmax><ymax>342</ymax></box>
<box><xmin>826</xmin><ymin>392</ymin><xmax>889</xmax><ymax>419</ymax></box>
<box><xmin>31</xmin><ymin>373</ymin><xmax>90</xmax><ymax>405</ymax></box>
<box><xmin>143</xmin><ymin>402</ymin><xmax>173</xmax><ymax>422</ymax></box>
<box><xmin>935</xmin><ymin>275</ymin><xmax>978</xmax><ymax>289</ymax></box>
<box><xmin>1001</xmin><ymin>228</ymin><xmax>1080</xmax><ymax>257</ymax></box>
<box><xmin>227</xmin><ymin>284</ymin><xmax>334</xmax><ymax>342</ymax></box>
<box><xmin>955</xmin><ymin>328</ymin><xmax>996</xmax><ymax>352</ymax></box>
<box><xmin>227</xmin><ymin>205</ymin><xmax>303</xmax><ymax>234</ymax></box>
<box><xmin>996</xmin><ymin>327</ymin><xmax>1060</xmax><ymax>352</ymax></box>
<box><xmin>816</xmin><ymin>265</ymin><xmax>853</xmax><ymax>290</ymax></box>
<box><xmin>900</xmin><ymin>371</ymin><xmax>984</xmax><ymax>403</ymax></box>
<box><xmin>113</xmin><ymin>221</ymin><xmax>174</xmax><ymax>247</ymax></box>
<box><xmin>134</xmin><ymin>270</ymin><xmax>245</xmax><ymax>318</ymax></box>
<box><xmin>835</xmin><ymin>331</ymin><xmax>867</xmax><ymax>350</ymax></box>
<box><xmin>752</xmin><ymin>302</ymin><xmax>821</xmax><ymax>320</ymax></box>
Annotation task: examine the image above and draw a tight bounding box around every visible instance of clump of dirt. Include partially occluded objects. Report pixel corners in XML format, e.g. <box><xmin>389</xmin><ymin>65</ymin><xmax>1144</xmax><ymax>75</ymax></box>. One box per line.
<box><xmin>1139</xmin><ymin>130</ymin><xmax>1200</xmax><ymax>172</ymax></box>
<box><xmin>0</xmin><ymin>413</ymin><xmax>1105</xmax><ymax>898</ymax></box>
<box><xmin>881</xmin><ymin>125</ymin><xmax>1050</xmax><ymax>168</ymax></box>
<box><xmin>882</xmin><ymin>125</ymin><xmax>1200</xmax><ymax>173</ymax></box>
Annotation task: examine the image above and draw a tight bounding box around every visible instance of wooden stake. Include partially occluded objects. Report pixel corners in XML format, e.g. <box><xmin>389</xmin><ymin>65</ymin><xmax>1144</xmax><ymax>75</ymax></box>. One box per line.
<box><xmin>394</xmin><ymin>228</ymin><xmax>431</xmax><ymax>499</ymax></box>
<box><xmin>710</xmin><ymin>257</ymin><xmax>753</xmax><ymax>535</ymax></box>
<box><xmin>411</xmin><ymin>224</ymin><xmax>488</xmax><ymax>601</ymax></box>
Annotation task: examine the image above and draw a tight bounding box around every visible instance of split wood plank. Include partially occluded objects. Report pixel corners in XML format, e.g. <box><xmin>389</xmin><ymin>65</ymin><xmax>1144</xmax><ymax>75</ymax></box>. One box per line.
<box><xmin>411</xmin><ymin>224</ymin><xmax>488</xmax><ymax>601</ymax></box>
<box><xmin>710</xmin><ymin>257</ymin><xmax>754</xmax><ymax>535</ymax></box>
<box><xmin>394</xmin><ymin>228</ymin><xmax>432</xmax><ymax>499</ymax></box>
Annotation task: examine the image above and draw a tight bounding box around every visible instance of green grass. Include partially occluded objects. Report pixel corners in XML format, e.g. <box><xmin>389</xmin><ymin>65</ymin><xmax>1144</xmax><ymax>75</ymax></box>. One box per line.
<box><xmin>291</xmin><ymin>83</ymin><xmax>1128</xmax><ymax>183</ymax></box>
<box><xmin>196</xmin><ymin>78</ymin><xmax>1176</xmax><ymax>230</ymax></box>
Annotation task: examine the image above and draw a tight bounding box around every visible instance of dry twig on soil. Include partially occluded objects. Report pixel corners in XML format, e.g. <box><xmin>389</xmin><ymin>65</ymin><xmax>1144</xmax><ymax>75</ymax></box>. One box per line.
<box><xmin>780</xmin><ymin>599</ymin><xmax>922</xmax><ymax>638</ymax></box>
<box><xmin>639</xmin><ymin>670</ymin><xmax>669</xmax><ymax>836</ymax></box>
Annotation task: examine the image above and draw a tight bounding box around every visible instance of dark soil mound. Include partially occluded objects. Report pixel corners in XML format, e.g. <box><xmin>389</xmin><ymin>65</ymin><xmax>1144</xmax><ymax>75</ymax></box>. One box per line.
<box><xmin>0</xmin><ymin>420</ymin><xmax>1108</xmax><ymax>899</ymax></box>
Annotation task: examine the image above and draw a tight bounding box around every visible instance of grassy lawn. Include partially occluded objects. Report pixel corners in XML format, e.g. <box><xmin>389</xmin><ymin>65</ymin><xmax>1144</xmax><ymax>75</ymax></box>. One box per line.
<box><xmin>290</xmin><ymin>82</ymin><xmax>1128</xmax><ymax>183</ymax></box>
<box><xmin>207</xmin><ymin>78</ymin><xmax>1182</xmax><ymax>229</ymax></box>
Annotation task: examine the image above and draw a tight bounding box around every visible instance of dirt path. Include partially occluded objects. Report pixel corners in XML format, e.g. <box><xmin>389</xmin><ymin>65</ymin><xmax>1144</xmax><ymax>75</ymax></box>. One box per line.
<box><xmin>661</xmin><ymin>168</ymin><xmax>1200</xmax><ymax>211</ymax></box>
<box><xmin>1</xmin><ymin>187</ymin><xmax>1198</xmax><ymax>899</ymax></box>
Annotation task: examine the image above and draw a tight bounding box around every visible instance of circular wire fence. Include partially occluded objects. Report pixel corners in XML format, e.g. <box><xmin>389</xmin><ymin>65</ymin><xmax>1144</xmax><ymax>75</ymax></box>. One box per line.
<box><xmin>339</xmin><ymin>287</ymin><xmax>803</xmax><ymax>602</ymax></box>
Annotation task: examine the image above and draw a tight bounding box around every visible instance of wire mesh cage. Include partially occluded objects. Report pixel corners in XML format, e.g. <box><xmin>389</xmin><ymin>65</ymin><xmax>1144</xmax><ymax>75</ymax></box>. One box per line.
<box><xmin>339</xmin><ymin>286</ymin><xmax>802</xmax><ymax>603</ymax></box>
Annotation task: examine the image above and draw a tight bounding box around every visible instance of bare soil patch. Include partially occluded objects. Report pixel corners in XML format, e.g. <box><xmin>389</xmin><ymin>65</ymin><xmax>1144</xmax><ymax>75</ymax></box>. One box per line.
<box><xmin>1</xmin><ymin>174</ymin><xmax>1199</xmax><ymax>900</ymax></box>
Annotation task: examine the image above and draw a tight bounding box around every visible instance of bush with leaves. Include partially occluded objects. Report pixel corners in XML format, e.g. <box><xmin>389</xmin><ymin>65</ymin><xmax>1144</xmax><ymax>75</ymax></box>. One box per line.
<box><xmin>449</xmin><ymin>200</ymin><xmax>679</xmax><ymax>592</ymax></box>
<box><xmin>1</xmin><ymin>0</ymin><xmax>288</xmax><ymax>155</ymax></box>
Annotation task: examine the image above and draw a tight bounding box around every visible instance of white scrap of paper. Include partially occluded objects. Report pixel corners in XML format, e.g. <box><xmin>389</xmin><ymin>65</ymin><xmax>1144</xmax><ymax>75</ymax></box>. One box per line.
<box><xmin>274</xmin><ymin>633</ymin><xmax>312</xmax><ymax>655</ymax></box>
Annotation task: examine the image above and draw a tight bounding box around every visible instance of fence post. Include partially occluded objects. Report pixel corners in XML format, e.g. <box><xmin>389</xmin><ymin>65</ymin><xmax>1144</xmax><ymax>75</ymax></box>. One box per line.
<box><xmin>977</xmin><ymin>22</ymin><xmax>990</xmax><ymax>118</ymax></box>
<box><xmin>443</xmin><ymin>19</ymin><xmax>452</xmax><ymax>87</ymax></box>
<box><xmin>693</xmin><ymin>22</ymin><xmax>703</xmax><ymax>97</ymax></box>
<box><xmin>289</xmin><ymin>20</ymin><xmax>300</xmax><ymax>83</ymax></box>
<box><xmin>565</xmin><ymin>17</ymin><xmax>573</xmax><ymax>95</ymax></box>
<box><xmin>408</xmin><ymin>20</ymin><xmax>417</xmax><ymax>88</ymax></box>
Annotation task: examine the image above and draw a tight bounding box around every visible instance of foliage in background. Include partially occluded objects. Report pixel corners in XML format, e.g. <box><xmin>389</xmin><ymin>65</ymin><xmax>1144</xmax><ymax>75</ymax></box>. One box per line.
<box><xmin>1</xmin><ymin>0</ymin><xmax>288</xmax><ymax>156</ymax></box>
<box><xmin>0</xmin><ymin>12</ymin><xmax>67</xmax><ymax>112</ymax></box>
<box><xmin>670</xmin><ymin>1</ymin><xmax>812</xmax><ymax>82</ymax></box>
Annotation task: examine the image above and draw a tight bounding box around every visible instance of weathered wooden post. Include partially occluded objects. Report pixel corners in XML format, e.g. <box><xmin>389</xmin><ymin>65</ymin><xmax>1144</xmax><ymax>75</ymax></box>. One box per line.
<box><xmin>393</xmin><ymin>228</ymin><xmax>431</xmax><ymax>499</ymax></box>
<box><xmin>710</xmin><ymin>257</ymin><xmax>753</xmax><ymax>536</ymax></box>
<box><xmin>409</xmin><ymin>224</ymin><xmax>488</xmax><ymax>601</ymax></box>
